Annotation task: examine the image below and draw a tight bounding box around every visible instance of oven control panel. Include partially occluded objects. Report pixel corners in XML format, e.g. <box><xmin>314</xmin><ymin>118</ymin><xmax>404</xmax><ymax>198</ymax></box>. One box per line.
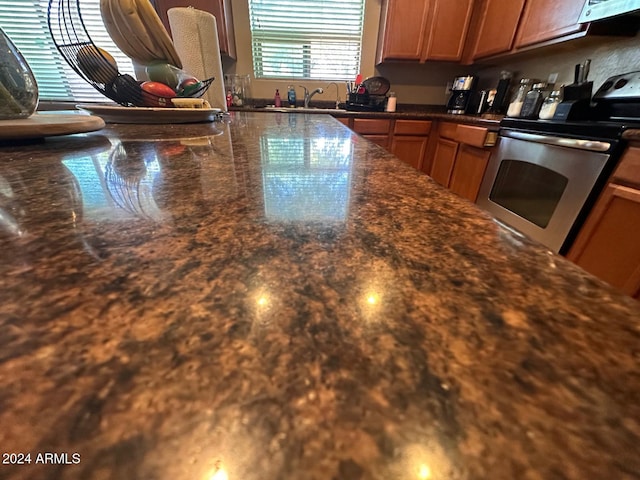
<box><xmin>593</xmin><ymin>70</ymin><xmax>640</xmax><ymax>101</ymax></box>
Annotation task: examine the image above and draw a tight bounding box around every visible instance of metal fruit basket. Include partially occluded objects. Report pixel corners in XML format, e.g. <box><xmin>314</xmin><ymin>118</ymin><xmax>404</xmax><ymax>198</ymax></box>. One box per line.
<box><xmin>47</xmin><ymin>0</ymin><xmax>213</xmax><ymax>107</ymax></box>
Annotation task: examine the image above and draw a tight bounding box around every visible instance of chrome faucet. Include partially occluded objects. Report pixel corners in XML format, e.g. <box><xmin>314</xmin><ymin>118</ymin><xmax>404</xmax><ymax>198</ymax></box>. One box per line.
<box><xmin>299</xmin><ymin>86</ymin><xmax>324</xmax><ymax>108</ymax></box>
<box><xmin>325</xmin><ymin>82</ymin><xmax>341</xmax><ymax>109</ymax></box>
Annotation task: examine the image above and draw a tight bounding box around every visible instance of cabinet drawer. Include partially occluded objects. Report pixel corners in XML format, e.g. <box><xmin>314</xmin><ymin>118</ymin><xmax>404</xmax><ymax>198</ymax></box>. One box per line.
<box><xmin>393</xmin><ymin>119</ymin><xmax>432</xmax><ymax>136</ymax></box>
<box><xmin>438</xmin><ymin>122</ymin><xmax>458</xmax><ymax>140</ymax></box>
<box><xmin>612</xmin><ymin>146</ymin><xmax>640</xmax><ymax>188</ymax></box>
<box><xmin>455</xmin><ymin>124</ymin><xmax>497</xmax><ymax>148</ymax></box>
<box><xmin>334</xmin><ymin>117</ymin><xmax>351</xmax><ymax>127</ymax></box>
<box><xmin>352</xmin><ymin>118</ymin><xmax>391</xmax><ymax>135</ymax></box>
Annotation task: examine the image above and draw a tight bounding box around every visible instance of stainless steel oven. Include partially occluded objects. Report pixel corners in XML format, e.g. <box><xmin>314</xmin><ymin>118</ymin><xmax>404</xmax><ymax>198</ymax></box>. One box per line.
<box><xmin>477</xmin><ymin>70</ymin><xmax>640</xmax><ymax>254</ymax></box>
<box><xmin>476</xmin><ymin>126</ymin><xmax>620</xmax><ymax>253</ymax></box>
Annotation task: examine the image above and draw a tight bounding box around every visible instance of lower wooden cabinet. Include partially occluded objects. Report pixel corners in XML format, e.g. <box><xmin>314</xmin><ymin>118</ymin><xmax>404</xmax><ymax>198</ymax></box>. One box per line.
<box><xmin>449</xmin><ymin>144</ymin><xmax>491</xmax><ymax>202</ymax></box>
<box><xmin>390</xmin><ymin>119</ymin><xmax>432</xmax><ymax>169</ymax></box>
<box><xmin>391</xmin><ymin>136</ymin><xmax>429</xmax><ymax>170</ymax></box>
<box><xmin>430</xmin><ymin>137</ymin><xmax>458</xmax><ymax>187</ymax></box>
<box><xmin>567</xmin><ymin>145</ymin><xmax>640</xmax><ymax>299</ymax></box>
<box><xmin>429</xmin><ymin>122</ymin><xmax>495</xmax><ymax>199</ymax></box>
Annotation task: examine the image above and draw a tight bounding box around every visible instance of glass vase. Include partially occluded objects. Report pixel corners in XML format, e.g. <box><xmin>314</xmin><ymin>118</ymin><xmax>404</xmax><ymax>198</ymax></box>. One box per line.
<box><xmin>0</xmin><ymin>27</ymin><xmax>38</xmax><ymax>120</ymax></box>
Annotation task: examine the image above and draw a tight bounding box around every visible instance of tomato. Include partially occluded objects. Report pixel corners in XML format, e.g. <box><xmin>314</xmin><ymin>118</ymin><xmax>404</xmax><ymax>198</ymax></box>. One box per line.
<box><xmin>178</xmin><ymin>77</ymin><xmax>199</xmax><ymax>89</ymax></box>
<box><xmin>140</xmin><ymin>81</ymin><xmax>176</xmax><ymax>107</ymax></box>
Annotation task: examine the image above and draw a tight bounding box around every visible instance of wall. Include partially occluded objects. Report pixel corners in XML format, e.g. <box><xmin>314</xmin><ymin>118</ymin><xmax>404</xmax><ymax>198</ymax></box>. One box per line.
<box><xmin>227</xmin><ymin>0</ymin><xmax>640</xmax><ymax>106</ymax></box>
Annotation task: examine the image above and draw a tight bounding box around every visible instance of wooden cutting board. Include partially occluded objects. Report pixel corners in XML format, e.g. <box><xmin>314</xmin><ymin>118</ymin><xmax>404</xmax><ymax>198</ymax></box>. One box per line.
<box><xmin>0</xmin><ymin>113</ymin><xmax>105</xmax><ymax>141</ymax></box>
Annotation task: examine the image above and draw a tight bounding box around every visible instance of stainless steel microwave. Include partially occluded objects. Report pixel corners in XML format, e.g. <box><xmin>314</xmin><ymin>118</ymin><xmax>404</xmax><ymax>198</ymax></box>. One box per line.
<box><xmin>579</xmin><ymin>0</ymin><xmax>640</xmax><ymax>22</ymax></box>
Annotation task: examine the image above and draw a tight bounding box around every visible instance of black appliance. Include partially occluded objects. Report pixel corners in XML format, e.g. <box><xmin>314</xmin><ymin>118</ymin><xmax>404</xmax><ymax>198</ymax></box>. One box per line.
<box><xmin>476</xmin><ymin>70</ymin><xmax>640</xmax><ymax>254</ymax></box>
<box><xmin>446</xmin><ymin>75</ymin><xmax>478</xmax><ymax>114</ymax></box>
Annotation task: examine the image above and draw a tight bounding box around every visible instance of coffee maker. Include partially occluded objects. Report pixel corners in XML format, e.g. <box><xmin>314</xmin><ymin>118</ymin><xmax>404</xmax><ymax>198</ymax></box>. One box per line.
<box><xmin>446</xmin><ymin>76</ymin><xmax>477</xmax><ymax>114</ymax></box>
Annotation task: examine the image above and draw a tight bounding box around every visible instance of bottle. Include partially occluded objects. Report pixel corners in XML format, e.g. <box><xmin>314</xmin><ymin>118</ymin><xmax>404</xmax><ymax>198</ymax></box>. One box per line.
<box><xmin>385</xmin><ymin>92</ymin><xmax>396</xmax><ymax>112</ymax></box>
<box><xmin>520</xmin><ymin>82</ymin><xmax>547</xmax><ymax>119</ymax></box>
<box><xmin>274</xmin><ymin>89</ymin><xmax>281</xmax><ymax>107</ymax></box>
<box><xmin>538</xmin><ymin>90</ymin><xmax>562</xmax><ymax>120</ymax></box>
<box><xmin>287</xmin><ymin>85</ymin><xmax>296</xmax><ymax>107</ymax></box>
<box><xmin>226</xmin><ymin>89</ymin><xmax>233</xmax><ymax>108</ymax></box>
<box><xmin>506</xmin><ymin>78</ymin><xmax>532</xmax><ymax>117</ymax></box>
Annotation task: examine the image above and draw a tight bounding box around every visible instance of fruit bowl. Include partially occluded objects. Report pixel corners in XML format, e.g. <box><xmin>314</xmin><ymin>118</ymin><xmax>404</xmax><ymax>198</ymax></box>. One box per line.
<box><xmin>47</xmin><ymin>0</ymin><xmax>213</xmax><ymax>107</ymax></box>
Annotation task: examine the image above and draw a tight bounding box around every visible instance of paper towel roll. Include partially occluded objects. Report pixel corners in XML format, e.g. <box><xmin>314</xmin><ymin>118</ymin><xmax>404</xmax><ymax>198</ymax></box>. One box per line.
<box><xmin>168</xmin><ymin>7</ymin><xmax>227</xmax><ymax>111</ymax></box>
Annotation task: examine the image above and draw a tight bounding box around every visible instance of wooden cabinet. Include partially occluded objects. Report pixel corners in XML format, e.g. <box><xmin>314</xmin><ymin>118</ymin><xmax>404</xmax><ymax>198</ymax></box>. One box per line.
<box><xmin>423</xmin><ymin>0</ymin><xmax>474</xmax><ymax>61</ymax></box>
<box><xmin>153</xmin><ymin>0</ymin><xmax>236</xmax><ymax>59</ymax></box>
<box><xmin>467</xmin><ymin>0</ymin><xmax>526</xmax><ymax>60</ymax></box>
<box><xmin>352</xmin><ymin>118</ymin><xmax>392</xmax><ymax>149</ymax></box>
<box><xmin>513</xmin><ymin>0</ymin><xmax>585</xmax><ymax>48</ymax></box>
<box><xmin>430</xmin><ymin>122</ymin><xmax>461</xmax><ymax>188</ymax></box>
<box><xmin>567</xmin><ymin>145</ymin><xmax>640</xmax><ymax>299</ymax></box>
<box><xmin>429</xmin><ymin>122</ymin><xmax>495</xmax><ymax>199</ymax></box>
<box><xmin>377</xmin><ymin>0</ymin><xmax>474</xmax><ymax>63</ymax></box>
<box><xmin>390</xmin><ymin>120</ymin><xmax>432</xmax><ymax>169</ymax></box>
<box><xmin>449</xmin><ymin>144</ymin><xmax>491</xmax><ymax>201</ymax></box>
<box><xmin>376</xmin><ymin>0</ymin><xmax>429</xmax><ymax>61</ymax></box>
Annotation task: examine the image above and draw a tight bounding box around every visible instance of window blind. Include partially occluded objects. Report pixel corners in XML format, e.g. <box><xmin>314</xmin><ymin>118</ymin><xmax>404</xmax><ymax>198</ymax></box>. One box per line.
<box><xmin>248</xmin><ymin>0</ymin><xmax>365</xmax><ymax>80</ymax></box>
<box><xmin>0</xmin><ymin>0</ymin><xmax>135</xmax><ymax>101</ymax></box>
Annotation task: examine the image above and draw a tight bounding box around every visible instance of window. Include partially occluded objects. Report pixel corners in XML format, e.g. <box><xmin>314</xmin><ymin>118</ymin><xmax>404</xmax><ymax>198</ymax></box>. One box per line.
<box><xmin>0</xmin><ymin>0</ymin><xmax>135</xmax><ymax>102</ymax></box>
<box><xmin>248</xmin><ymin>0</ymin><xmax>365</xmax><ymax>81</ymax></box>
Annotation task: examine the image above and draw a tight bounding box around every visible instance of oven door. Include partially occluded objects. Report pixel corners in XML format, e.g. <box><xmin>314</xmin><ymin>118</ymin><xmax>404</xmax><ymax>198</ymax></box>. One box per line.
<box><xmin>476</xmin><ymin>131</ymin><xmax>613</xmax><ymax>253</ymax></box>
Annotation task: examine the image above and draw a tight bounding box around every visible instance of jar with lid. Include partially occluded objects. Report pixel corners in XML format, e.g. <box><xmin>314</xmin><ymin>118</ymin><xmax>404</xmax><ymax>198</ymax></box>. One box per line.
<box><xmin>519</xmin><ymin>82</ymin><xmax>547</xmax><ymax>119</ymax></box>
<box><xmin>506</xmin><ymin>78</ymin><xmax>532</xmax><ymax>117</ymax></box>
<box><xmin>538</xmin><ymin>90</ymin><xmax>562</xmax><ymax>120</ymax></box>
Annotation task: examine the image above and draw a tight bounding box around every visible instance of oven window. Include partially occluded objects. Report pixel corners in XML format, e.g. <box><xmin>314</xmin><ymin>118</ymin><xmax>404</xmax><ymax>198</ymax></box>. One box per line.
<box><xmin>489</xmin><ymin>159</ymin><xmax>568</xmax><ymax>228</ymax></box>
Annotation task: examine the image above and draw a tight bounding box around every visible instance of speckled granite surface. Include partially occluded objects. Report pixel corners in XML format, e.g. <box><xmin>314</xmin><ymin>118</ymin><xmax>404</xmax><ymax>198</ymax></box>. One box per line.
<box><xmin>0</xmin><ymin>111</ymin><xmax>639</xmax><ymax>480</ymax></box>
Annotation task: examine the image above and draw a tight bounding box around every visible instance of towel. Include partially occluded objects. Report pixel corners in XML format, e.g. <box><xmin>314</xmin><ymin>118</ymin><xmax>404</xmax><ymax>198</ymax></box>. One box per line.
<box><xmin>168</xmin><ymin>7</ymin><xmax>227</xmax><ymax>111</ymax></box>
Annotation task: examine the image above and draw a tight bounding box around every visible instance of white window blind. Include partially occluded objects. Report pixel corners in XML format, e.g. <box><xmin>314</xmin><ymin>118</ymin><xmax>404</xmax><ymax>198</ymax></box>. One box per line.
<box><xmin>0</xmin><ymin>0</ymin><xmax>135</xmax><ymax>102</ymax></box>
<box><xmin>248</xmin><ymin>0</ymin><xmax>365</xmax><ymax>81</ymax></box>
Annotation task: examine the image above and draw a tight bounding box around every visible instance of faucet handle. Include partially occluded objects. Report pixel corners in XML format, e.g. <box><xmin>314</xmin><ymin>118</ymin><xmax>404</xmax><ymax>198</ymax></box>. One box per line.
<box><xmin>298</xmin><ymin>85</ymin><xmax>309</xmax><ymax>96</ymax></box>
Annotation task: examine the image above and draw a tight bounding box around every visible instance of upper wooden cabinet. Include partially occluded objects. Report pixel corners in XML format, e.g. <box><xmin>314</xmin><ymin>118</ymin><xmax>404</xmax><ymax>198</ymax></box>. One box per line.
<box><xmin>153</xmin><ymin>0</ymin><xmax>237</xmax><ymax>59</ymax></box>
<box><xmin>513</xmin><ymin>0</ymin><xmax>586</xmax><ymax>48</ymax></box>
<box><xmin>468</xmin><ymin>0</ymin><xmax>526</xmax><ymax>60</ymax></box>
<box><xmin>423</xmin><ymin>0</ymin><xmax>474</xmax><ymax>61</ymax></box>
<box><xmin>377</xmin><ymin>0</ymin><xmax>474</xmax><ymax>63</ymax></box>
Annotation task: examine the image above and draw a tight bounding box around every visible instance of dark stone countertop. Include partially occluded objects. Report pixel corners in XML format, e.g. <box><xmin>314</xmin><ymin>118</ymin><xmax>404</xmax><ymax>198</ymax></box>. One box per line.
<box><xmin>0</xmin><ymin>111</ymin><xmax>639</xmax><ymax>480</ymax></box>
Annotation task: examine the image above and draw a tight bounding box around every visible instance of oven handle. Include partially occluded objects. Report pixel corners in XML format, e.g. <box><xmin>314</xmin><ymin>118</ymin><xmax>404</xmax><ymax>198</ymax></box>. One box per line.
<box><xmin>500</xmin><ymin>130</ymin><xmax>611</xmax><ymax>152</ymax></box>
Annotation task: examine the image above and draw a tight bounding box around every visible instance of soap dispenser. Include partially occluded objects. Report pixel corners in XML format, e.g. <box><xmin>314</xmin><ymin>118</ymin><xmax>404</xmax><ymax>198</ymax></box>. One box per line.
<box><xmin>274</xmin><ymin>89</ymin><xmax>281</xmax><ymax>107</ymax></box>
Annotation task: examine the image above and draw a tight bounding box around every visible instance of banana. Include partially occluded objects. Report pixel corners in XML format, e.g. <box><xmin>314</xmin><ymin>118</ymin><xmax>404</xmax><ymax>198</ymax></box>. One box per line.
<box><xmin>100</xmin><ymin>0</ymin><xmax>182</xmax><ymax>68</ymax></box>
<box><xmin>115</xmin><ymin>0</ymin><xmax>164</xmax><ymax>63</ymax></box>
<box><xmin>133</xmin><ymin>0</ymin><xmax>182</xmax><ymax>68</ymax></box>
<box><xmin>100</xmin><ymin>0</ymin><xmax>141</xmax><ymax>63</ymax></box>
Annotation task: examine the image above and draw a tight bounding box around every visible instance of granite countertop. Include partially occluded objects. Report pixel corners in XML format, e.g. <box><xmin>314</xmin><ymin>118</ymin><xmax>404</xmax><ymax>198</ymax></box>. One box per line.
<box><xmin>0</xmin><ymin>111</ymin><xmax>639</xmax><ymax>480</ymax></box>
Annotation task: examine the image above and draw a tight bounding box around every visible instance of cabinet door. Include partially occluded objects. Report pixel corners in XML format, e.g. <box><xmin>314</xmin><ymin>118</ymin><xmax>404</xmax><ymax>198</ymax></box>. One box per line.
<box><xmin>377</xmin><ymin>0</ymin><xmax>430</xmax><ymax>62</ymax></box>
<box><xmin>423</xmin><ymin>0</ymin><xmax>474</xmax><ymax>61</ymax></box>
<box><xmin>154</xmin><ymin>0</ymin><xmax>236</xmax><ymax>58</ymax></box>
<box><xmin>567</xmin><ymin>184</ymin><xmax>640</xmax><ymax>298</ymax></box>
<box><xmin>448</xmin><ymin>144</ymin><xmax>491</xmax><ymax>202</ymax></box>
<box><xmin>365</xmin><ymin>135</ymin><xmax>391</xmax><ymax>150</ymax></box>
<box><xmin>430</xmin><ymin>138</ymin><xmax>459</xmax><ymax>187</ymax></box>
<box><xmin>470</xmin><ymin>0</ymin><xmax>526</xmax><ymax>59</ymax></box>
<box><xmin>391</xmin><ymin>136</ymin><xmax>429</xmax><ymax>170</ymax></box>
<box><xmin>514</xmin><ymin>0</ymin><xmax>585</xmax><ymax>48</ymax></box>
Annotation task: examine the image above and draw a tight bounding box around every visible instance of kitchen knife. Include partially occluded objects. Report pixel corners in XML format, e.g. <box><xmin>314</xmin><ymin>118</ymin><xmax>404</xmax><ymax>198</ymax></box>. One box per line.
<box><xmin>574</xmin><ymin>64</ymin><xmax>582</xmax><ymax>84</ymax></box>
<box><xmin>583</xmin><ymin>59</ymin><xmax>591</xmax><ymax>82</ymax></box>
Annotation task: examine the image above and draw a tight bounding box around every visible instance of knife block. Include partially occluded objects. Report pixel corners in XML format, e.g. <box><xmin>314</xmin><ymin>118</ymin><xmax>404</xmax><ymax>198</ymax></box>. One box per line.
<box><xmin>552</xmin><ymin>81</ymin><xmax>593</xmax><ymax>121</ymax></box>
